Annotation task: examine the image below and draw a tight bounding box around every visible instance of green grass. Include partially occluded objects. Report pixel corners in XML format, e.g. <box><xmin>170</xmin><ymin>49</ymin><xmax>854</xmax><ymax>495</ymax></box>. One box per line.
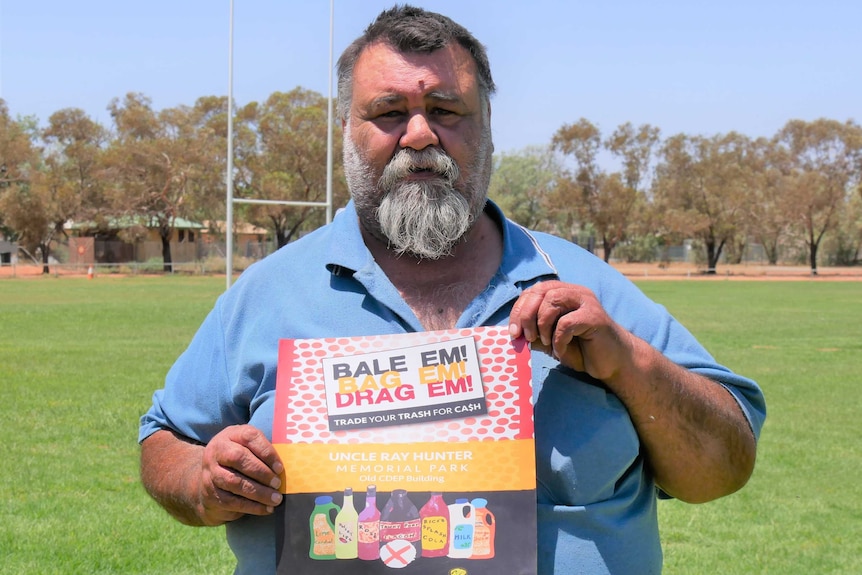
<box><xmin>1</xmin><ymin>276</ymin><xmax>860</xmax><ymax>573</ymax></box>
<box><xmin>636</xmin><ymin>281</ymin><xmax>862</xmax><ymax>575</ymax></box>
<box><xmin>0</xmin><ymin>276</ymin><xmax>232</xmax><ymax>575</ymax></box>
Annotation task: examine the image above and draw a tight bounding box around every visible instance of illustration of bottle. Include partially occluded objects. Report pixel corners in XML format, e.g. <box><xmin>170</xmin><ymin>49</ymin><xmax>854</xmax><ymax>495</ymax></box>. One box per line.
<box><xmin>358</xmin><ymin>485</ymin><xmax>381</xmax><ymax>560</ymax></box>
<box><xmin>308</xmin><ymin>495</ymin><xmax>340</xmax><ymax>560</ymax></box>
<box><xmin>335</xmin><ymin>487</ymin><xmax>359</xmax><ymax>559</ymax></box>
<box><xmin>447</xmin><ymin>498</ymin><xmax>474</xmax><ymax>558</ymax></box>
<box><xmin>379</xmin><ymin>489</ymin><xmax>421</xmax><ymax>553</ymax></box>
<box><xmin>420</xmin><ymin>492</ymin><xmax>450</xmax><ymax>557</ymax></box>
<box><xmin>470</xmin><ymin>498</ymin><xmax>496</xmax><ymax>559</ymax></box>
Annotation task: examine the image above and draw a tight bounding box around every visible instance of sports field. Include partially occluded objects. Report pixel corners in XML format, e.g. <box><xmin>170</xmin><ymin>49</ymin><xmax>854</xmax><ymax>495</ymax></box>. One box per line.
<box><xmin>1</xmin><ymin>275</ymin><xmax>860</xmax><ymax>574</ymax></box>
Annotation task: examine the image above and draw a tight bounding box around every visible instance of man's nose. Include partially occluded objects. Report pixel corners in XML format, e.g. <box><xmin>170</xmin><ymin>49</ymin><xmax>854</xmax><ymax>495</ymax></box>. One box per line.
<box><xmin>399</xmin><ymin>113</ymin><xmax>440</xmax><ymax>151</ymax></box>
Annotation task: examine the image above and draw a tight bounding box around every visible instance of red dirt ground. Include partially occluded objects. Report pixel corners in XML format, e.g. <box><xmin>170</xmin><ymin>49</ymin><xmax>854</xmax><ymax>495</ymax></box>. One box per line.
<box><xmin>2</xmin><ymin>262</ymin><xmax>861</xmax><ymax>281</ymax></box>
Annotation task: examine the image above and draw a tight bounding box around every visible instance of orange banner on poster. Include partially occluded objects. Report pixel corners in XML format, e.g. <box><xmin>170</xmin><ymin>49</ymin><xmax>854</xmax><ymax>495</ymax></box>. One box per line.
<box><xmin>276</xmin><ymin>439</ymin><xmax>535</xmax><ymax>493</ymax></box>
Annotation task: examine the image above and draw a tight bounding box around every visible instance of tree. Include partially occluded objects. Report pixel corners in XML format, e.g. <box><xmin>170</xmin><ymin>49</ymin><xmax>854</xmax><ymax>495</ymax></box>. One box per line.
<box><xmin>42</xmin><ymin>108</ymin><xmax>108</xmax><ymax>217</ymax></box>
<box><xmin>588</xmin><ymin>171</ymin><xmax>641</xmax><ymax>262</ymax></box>
<box><xmin>551</xmin><ymin>119</ymin><xmax>652</xmax><ymax>262</ymax></box>
<box><xmin>0</xmin><ymin>101</ymin><xmax>43</xmax><ymax>266</ymax></box>
<box><xmin>235</xmin><ymin>88</ymin><xmax>347</xmax><ymax>249</ymax></box>
<box><xmin>488</xmin><ymin>145</ymin><xmax>559</xmax><ymax>232</ymax></box>
<box><xmin>825</xmin><ymin>191</ymin><xmax>862</xmax><ymax>265</ymax></box>
<box><xmin>745</xmin><ymin>137</ymin><xmax>796</xmax><ymax>265</ymax></box>
<box><xmin>1</xmin><ymin>102</ymin><xmax>35</xmax><ymax>236</ymax></box>
<box><xmin>604</xmin><ymin>122</ymin><xmax>661</xmax><ymax>261</ymax></box>
<box><xmin>776</xmin><ymin>119</ymin><xmax>862</xmax><ymax>274</ymax></box>
<box><xmin>176</xmin><ymin>96</ymin><xmax>231</xmax><ymax>227</ymax></box>
<box><xmin>1</xmin><ymin>108</ymin><xmax>109</xmax><ymax>273</ymax></box>
<box><xmin>605</xmin><ymin>122</ymin><xmax>661</xmax><ymax>194</ymax></box>
<box><xmin>549</xmin><ymin>118</ymin><xmax>602</xmax><ymax>251</ymax></box>
<box><xmin>103</xmin><ymin>93</ymin><xmax>209</xmax><ymax>271</ymax></box>
<box><xmin>653</xmin><ymin>132</ymin><xmax>756</xmax><ymax>272</ymax></box>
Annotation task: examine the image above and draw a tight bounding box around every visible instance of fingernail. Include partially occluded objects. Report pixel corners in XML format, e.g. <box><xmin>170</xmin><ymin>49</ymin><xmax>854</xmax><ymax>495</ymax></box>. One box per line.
<box><xmin>508</xmin><ymin>323</ymin><xmax>519</xmax><ymax>337</ymax></box>
<box><xmin>271</xmin><ymin>492</ymin><xmax>283</xmax><ymax>505</ymax></box>
<box><xmin>270</xmin><ymin>476</ymin><xmax>282</xmax><ymax>490</ymax></box>
<box><xmin>272</xmin><ymin>461</ymin><xmax>284</xmax><ymax>475</ymax></box>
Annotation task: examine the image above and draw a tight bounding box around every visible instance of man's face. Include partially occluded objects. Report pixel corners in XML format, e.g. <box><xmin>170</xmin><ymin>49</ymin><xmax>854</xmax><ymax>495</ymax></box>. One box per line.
<box><xmin>343</xmin><ymin>41</ymin><xmax>493</xmax><ymax>259</ymax></box>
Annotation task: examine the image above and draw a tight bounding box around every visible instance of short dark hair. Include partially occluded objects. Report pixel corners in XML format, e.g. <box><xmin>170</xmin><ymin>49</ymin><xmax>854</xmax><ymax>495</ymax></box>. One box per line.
<box><xmin>336</xmin><ymin>4</ymin><xmax>496</xmax><ymax>120</ymax></box>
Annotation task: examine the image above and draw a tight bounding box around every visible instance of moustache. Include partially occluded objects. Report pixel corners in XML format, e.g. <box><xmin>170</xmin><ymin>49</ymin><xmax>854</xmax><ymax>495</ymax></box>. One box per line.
<box><xmin>378</xmin><ymin>147</ymin><xmax>460</xmax><ymax>191</ymax></box>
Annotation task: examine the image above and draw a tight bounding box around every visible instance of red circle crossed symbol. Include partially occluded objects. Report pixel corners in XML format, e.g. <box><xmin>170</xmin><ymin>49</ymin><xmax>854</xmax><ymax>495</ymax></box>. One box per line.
<box><xmin>379</xmin><ymin>540</ymin><xmax>416</xmax><ymax>568</ymax></box>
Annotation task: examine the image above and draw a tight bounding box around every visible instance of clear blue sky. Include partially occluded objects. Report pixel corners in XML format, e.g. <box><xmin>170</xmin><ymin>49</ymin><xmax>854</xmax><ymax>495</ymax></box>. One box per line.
<box><xmin>1</xmin><ymin>0</ymin><xmax>859</xmax><ymax>154</ymax></box>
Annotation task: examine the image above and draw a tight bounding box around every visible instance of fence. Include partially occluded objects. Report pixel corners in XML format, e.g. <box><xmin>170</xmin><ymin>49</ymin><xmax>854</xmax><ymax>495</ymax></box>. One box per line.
<box><xmin>0</xmin><ymin>237</ymin><xmax>279</xmax><ymax>278</ymax></box>
<box><xmin>2</xmin><ymin>238</ymin><xmax>859</xmax><ymax>280</ymax></box>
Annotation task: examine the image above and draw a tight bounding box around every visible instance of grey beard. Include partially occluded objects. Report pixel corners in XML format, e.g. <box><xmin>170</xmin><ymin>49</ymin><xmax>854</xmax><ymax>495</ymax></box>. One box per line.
<box><xmin>376</xmin><ymin>178</ymin><xmax>473</xmax><ymax>260</ymax></box>
<box><xmin>344</xmin><ymin>123</ymin><xmax>493</xmax><ymax>260</ymax></box>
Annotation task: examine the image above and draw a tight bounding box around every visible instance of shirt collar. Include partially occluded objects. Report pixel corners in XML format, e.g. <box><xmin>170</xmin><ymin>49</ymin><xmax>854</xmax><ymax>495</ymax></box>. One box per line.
<box><xmin>324</xmin><ymin>199</ymin><xmax>558</xmax><ymax>287</ymax></box>
<box><xmin>323</xmin><ymin>201</ymin><xmax>373</xmax><ymax>277</ymax></box>
<box><xmin>489</xmin><ymin>200</ymin><xmax>559</xmax><ymax>286</ymax></box>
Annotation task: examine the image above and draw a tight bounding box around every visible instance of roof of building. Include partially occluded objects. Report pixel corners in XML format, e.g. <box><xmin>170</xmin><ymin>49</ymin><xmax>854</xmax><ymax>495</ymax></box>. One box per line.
<box><xmin>65</xmin><ymin>215</ymin><xmax>205</xmax><ymax>231</ymax></box>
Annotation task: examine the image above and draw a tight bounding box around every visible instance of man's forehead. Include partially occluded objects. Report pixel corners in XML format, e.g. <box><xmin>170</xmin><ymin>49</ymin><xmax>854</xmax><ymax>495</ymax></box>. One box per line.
<box><xmin>351</xmin><ymin>41</ymin><xmax>479</xmax><ymax>99</ymax></box>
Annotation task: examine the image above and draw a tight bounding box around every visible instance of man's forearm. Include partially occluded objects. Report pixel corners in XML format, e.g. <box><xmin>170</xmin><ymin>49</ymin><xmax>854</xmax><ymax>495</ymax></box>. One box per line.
<box><xmin>607</xmin><ymin>335</ymin><xmax>757</xmax><ymax>503</ymax></box>
<box><xmin>140</xmin><ymin>429</ymin><xmax>212</xmax><ymax>526</ymax></box>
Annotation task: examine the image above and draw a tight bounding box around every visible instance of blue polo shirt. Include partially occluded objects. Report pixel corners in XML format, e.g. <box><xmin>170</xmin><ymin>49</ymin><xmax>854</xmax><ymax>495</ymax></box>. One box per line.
<box><xmin>140</xmin><ymin>200</ymin><xmax>765</xmax><ymax>574</ymax></box>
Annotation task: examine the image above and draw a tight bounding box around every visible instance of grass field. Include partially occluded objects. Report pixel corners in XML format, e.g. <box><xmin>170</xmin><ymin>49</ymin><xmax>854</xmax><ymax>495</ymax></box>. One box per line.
<box><xmin>1</xmin><ymin>275</ymin><xmax>860</xmax><ymax>574</ymax></box>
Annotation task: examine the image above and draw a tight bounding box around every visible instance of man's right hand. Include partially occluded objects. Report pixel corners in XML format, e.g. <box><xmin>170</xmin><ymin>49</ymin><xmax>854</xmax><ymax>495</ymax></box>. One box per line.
<box><xmin>198</xmin><ymin>425</ymin><xmax>284</xmax><ymax>524</ymax></box>
<box><xmin>140</xmin><ymin>425</ymin><xmax>284</xmax><ymax>527</ymax></box>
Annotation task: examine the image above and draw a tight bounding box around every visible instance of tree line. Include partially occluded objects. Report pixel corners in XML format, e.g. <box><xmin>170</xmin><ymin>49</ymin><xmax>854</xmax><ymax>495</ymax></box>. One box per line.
<box><xmin>0</xmin><ymin>89</ymin><xmax>348</xmax><ymax>273</ymax></box>
<box><xmin>490</xmin><ymin>118</ymin><xmax>862</xmax><ymax>274</ymax></box>
<box><xmin>1</xmin><ymin>91</ymin><xmax>860</xmax><ymax>274</ymax></box>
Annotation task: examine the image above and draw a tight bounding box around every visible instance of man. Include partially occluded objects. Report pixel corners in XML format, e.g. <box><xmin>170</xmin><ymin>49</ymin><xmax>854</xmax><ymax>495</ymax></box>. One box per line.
<box><xmin>139</xmin><ymin>6</ymin><xmax>765</xmax><ymax>574</ymax></box>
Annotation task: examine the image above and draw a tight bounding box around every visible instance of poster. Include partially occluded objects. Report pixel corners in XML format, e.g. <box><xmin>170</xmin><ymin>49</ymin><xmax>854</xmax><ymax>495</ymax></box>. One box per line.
<box><xmin>273</xmin><ymin>327</ymin><xmax>536</xmax><ymax>574</ymax></box>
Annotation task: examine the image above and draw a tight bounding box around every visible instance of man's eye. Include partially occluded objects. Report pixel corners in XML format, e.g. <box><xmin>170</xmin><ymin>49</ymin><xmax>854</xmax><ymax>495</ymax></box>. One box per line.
<box><xmin>378</xmin><ymin>110</ymin><xmax>404</xmax><ymax>118</ymax></box>
<box><xmin>432</xmin><ymin>108</ymin><xmax>455</xmax><ymax>115</ymax></box>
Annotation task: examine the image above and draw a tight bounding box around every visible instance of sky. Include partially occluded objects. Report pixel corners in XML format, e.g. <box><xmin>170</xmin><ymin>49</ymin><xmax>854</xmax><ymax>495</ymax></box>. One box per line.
<box><xmin>1</xmin><ymin>0</ymin><xmax>860</xmax><ymax>156</ymax></box>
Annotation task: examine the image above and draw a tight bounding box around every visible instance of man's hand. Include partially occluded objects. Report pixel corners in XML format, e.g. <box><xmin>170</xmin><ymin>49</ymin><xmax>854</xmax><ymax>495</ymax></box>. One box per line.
<box><xmin>197</xmin><ymin>425</ymin><xmax>285</xmax><ymax>525</ymax></box>
<box><xmin>508</xmin><ymin>280</ymin><xmax>757</xmax><ymax>503</ymax></box>
<box><xmin>140</xmin><ymin>425</ymin><xmax>284</xmax><ymax>526</ymax></box>
<box><xmin>508</xmin><ymin>280</ymin><xmax>632</xmax><ymax>380</ymax></box>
